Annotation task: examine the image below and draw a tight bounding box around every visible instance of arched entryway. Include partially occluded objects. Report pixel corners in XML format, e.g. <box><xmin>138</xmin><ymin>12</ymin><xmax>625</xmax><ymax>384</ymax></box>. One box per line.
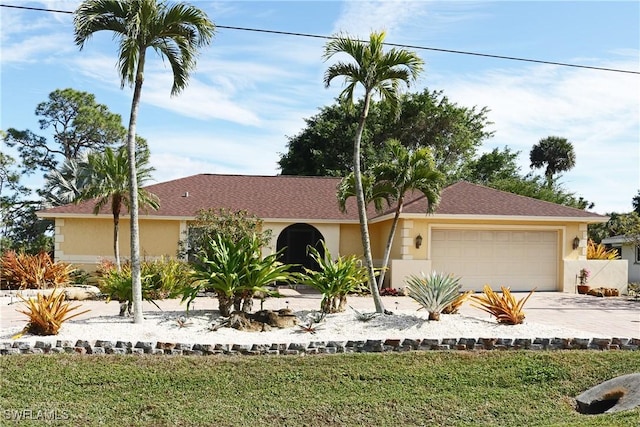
<box><xmin>276</xmin><ymin>223</ymin><xmax>325</xmax><ymax>272</ymax></box>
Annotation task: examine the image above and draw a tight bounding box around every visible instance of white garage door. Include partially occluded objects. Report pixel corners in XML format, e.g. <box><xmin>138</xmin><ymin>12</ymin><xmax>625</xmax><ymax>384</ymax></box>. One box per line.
<box><xmin>431</xmin><ymin>229</ymin><xmax>558</xmax><ymax>291</ymax></box>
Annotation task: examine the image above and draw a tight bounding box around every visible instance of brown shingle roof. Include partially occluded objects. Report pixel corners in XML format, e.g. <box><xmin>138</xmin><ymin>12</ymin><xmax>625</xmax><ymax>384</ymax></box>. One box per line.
<box><xmin>403</xmin><ymin>181</ymin><xmax>604</xmax><ymax>218</ymax></box>
<box><xmin>38</xmin><ymin>174</ymin><xmax>605</xmax><ymax>220</ymax></box>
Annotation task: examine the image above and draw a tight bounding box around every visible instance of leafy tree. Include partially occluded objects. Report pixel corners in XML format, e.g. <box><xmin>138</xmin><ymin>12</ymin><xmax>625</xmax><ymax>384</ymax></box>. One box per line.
<box><xmin>489</xmin><ymin>174</ymin><xmax>593</xmax><ymax>210</ymax></box>
<box><xmin>338</xmin><ymin>140</ymin><xmax>445</xmax><ymax>289</ymax></box>
<box><xmin>323</xmin><ymin>31</ymin><xmax>423</xmax><ymax>313</ymax></box>
<box><xmin>461</xmin><ymin>147</ymin><xmax>521</xmax><ymax>184</ymax></box>
<box><xmin>180</xmin><ymin>208</ymin><xmax>272</xmax><ymax>261</ymax></box>
<box><xmin>632</xmin><ymin>190</ymin><xmax>640</xmax><ymax>215</ymax></box>
<box><xmin>3</xmin><ymin>88</ymin><xmax>124</xmax><ymax>177</ymax></box>
<box><xmin>278</xmin><ymin>89</ymin><xmax>493</xmax><ymax>178</ymax></box>
<box><xmin>529</xmin><ymin>136</ymin><xmax>576</xmax><ymax>187</ymax></box>
<box><xmin>74</xmin><ymin>0</ymin><xmax>215</xmax><ymax>323</ymax></box>
<box><xmin>589</xmin><ymin>212</ymin><xmax>640</xmax><ymax>246</ymax></box>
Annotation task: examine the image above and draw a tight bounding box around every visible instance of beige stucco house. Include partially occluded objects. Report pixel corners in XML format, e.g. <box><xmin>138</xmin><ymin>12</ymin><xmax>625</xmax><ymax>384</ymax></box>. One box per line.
<box><xmin>38</xmin><ymin>174</ymin><xmax>625</xmax><ymax>293</ymax></box>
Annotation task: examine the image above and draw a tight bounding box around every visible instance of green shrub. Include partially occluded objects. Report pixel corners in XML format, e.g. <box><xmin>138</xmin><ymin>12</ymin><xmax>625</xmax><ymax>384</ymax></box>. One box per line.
<box><xmin>184</xmin><ymin>234</ymin><xmax>292</xmax><ymax>316</ymax></box>
<box><xmin>295</xmin><ymin>242</ymin><xmax>370</xmax><ymax>313</ymax></box>
<box><xmin>405</xmin><ymin>271</ymin><xmax>462</xmax><ymax>320</ymax></box>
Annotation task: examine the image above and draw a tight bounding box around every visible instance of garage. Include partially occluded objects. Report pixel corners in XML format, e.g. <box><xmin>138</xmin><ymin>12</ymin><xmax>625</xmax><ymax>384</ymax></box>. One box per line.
<box><xmin>430</xmin><ymin>229</ymin><xmax>558</xmax><ymax>291</ymax></box>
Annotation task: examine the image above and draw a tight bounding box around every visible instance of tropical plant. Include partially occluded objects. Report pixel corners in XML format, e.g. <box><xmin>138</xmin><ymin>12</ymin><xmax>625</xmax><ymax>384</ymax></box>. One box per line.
<box><xmin>83</xmin><ymin>145</ymin><xmax>159</xmax><ymax>270</ymax></box>
<box><xmin>74</xmin><ymin>0</ymin><xmax>215</xmax><ymax>323</ymax></box>
<box><xmin>470</xmin><ymin>285</ymin><xmax>536</xmax><ymax>325</ymax></box>
<box><xmin>350</xmin><ymin>306</ymin><xmax>379</xmax><ymax>322</ymax></box>
<box><xmin>405</xmin><ymin>271</ymin><xmax>462</xmax><ymax>321</ymax></box>
<box><xmin>1</xmin><ymin>251</ymin><xmax>74</xmax><ymax>290</ymax></box>
<box><xmin>185</xmin><ymin>234</ymin><xmax>291</xmax><ymax>317</ymax></box>
<box><xmin>587</xmin><ymin>239</ymin><xmax>620</xmax><ymax>260</ymax></box>
<box><xmin>97</xmin><ymin>258</ymin><xmax>188</xmax><ymax>316</ymax></box>
<box><xmin>13</xmin><ymin>290</ymin><xmax>90</xmax><ymax>337</ymax></box>
<box><xmin>442</xmin><ymin>290</ymin><xmax>474</xmax><ymax>315</ymax></box>
<box><xmin>323</xmin><ymin>31</ymin><xmax>424</xmax><ymax>313</ymax></box>
<box><xmin>529</xmin><ymin>136</ymin><xmax>576</xmax><ymax>187</ymax></box>
<box><xmin>339</xmin><ymin>139</ymin><xmax>445</xmax><ymax>289</ymax></box>
<box><xmin>296</xmin><ymin>242</ymin><xmax>370</xmax><ymax>314</ymax></box>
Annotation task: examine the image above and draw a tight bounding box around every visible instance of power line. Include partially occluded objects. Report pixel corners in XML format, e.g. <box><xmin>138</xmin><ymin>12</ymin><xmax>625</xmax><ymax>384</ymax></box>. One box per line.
<box><xmin>2</xmin><ymin>3</ymin><xmax>639</xmax><ymax>75</ymax></box>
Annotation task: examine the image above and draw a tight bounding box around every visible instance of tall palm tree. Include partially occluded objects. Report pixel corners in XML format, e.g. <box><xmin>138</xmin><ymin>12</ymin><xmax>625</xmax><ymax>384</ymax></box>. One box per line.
<box><xmin>371</xmin><ymin>140</ymin><xmax>444</xmax><ymax>289</ymax></box>
<box><xmin>74</xmin><ymin>0</ymin><xmax>214</xmax><ymax>323</ymax></box>
<box><xmin>83</xmin><ymin>146</ymin><xmax>159</xmax><ymax>271</ymax></box>
<box><xmin>324</xmin><ymin>31</ymin><xmax>423</xmax><ymax>313</ymax></box>
<box><xmin>529</xmin><ymin>136</ymin><xmax>576</xmax><ymax>187</ymax></box>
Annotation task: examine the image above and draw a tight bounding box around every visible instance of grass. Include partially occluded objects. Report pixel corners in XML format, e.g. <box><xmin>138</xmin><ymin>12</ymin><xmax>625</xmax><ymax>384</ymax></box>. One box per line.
<box><xmin>1</xmin><ymin>351</ymin><xmax>639</xmax><ymax>426</ymax></box>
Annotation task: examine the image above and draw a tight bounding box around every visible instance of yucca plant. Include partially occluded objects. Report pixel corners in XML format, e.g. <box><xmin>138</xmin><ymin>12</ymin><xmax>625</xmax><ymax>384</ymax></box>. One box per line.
<box><xmin>296</xmin><ymin>242</ymin><xmax>370</xmax><ymax>313</ymax></box>
<box><xmin>470</xmin><ymin>285</ymin><xmax>536</xmax><ymax>325</ymax></box>
<box><xmin>1</xmin><ymin>251</ymin><xmax>74</xmax><ymax>289</ymax></box>
<box><xmin>13</xmin><ymin>290</ymin><xmax>90</xmax><ymax>337</ymax></box>
<box><xmin>587</xmin><ymin>239</ymin><xmax>619</xmax><ymax>260</ymax></box>
<box><xmin>442</xmin><ymin>290</ymin><xmax>474</xmax><ymax>315</ymax></box>
<box><xmin>405</xmin><ymin>271</ymin><xmax>462</xmax><ymax>320</ymax></box>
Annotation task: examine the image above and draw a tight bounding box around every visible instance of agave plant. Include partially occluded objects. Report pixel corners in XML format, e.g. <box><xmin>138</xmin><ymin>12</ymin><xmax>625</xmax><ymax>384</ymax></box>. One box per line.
<box><xmin>470</xmin><ymin>285</ymin><xmax>536</xmax><ymax>325</ymax></box>
<box><xmin>350</xmin><ymin>306</ymin><xmax>379</xmax><ymax>322</ymax></box>
<box><xmin>405</xmin><ymin>271</ymin><xmax>462</xmax><ymax>320</ymax></box>
<box><xmin>13</xmin><ymin>290</ymin><xmax>90</xmax><ymax>337</ymax></box>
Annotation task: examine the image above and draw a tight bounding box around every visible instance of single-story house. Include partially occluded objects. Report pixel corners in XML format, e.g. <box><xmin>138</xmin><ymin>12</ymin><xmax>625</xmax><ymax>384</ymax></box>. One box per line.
<box><xmin>602</xmin><ymin>235</ymin><xmax>640</xmax><ymax>283</ymax></box>
<box><xmin>38</xmin><ymin>174</ymin><xmax>624</xmax><ymax>293</ymax></box>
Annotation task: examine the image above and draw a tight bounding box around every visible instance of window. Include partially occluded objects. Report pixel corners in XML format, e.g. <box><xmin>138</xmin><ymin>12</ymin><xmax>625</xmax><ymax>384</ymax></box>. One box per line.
<box><xmin>636</xmin><ymin>245</ymin><xmax>640</xmax><ymax>263</ymax></box>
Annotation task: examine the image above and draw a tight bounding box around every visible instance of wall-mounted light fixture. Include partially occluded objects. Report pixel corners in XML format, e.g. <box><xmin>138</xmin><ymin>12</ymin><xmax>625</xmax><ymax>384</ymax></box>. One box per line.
<box><xmin>415</xmin><ymin>234</ymin><xmax>423</xmax><ymax>249</ymax></box>
<box><xmin>572</xmin><ymin>236</ymin><xmax>580</xmax><ymax>250</ymax></box>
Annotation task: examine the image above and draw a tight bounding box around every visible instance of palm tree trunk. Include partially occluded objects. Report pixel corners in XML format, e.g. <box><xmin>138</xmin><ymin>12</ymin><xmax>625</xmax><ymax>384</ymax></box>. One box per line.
<box><xmin>113</xmin><ymin>214</ymin><xmax>121</xmax><ymax>271</ymax></box>
<box><xmin>128</xmin><ymin>52</ymin><xmax>146</xmax><ymax>324</ymax></box>
<box><xmin>354</xmin><ymin>93</ymin><xmax>385</xmax><ymax>313</ymax></box>
<box><xmin>377</xmin><ymin>199</ymin><xmax>403</xmax><ymax>290</ymax></box>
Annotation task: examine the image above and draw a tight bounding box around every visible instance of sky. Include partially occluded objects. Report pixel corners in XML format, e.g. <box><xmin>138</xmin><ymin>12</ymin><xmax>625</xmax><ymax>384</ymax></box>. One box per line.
<box><xmin>1</xmin><ymin>0</ymin><xmax>639</xmax><ymax>215</ymax></box>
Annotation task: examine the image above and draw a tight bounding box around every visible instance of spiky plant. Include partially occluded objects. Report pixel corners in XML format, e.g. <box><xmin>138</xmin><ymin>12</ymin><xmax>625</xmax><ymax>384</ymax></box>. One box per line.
<box><xmin>442</xmin><ymin>290</ymin><xmax>474</xmax><ymax>314</ymax></box>
<box><xmin>470</xmin><ymin>285</ymin><xmax>536</xmax><ymax>325</ymax></box>
<box><xmin>587</xmin><ymin>239</ymin><xmax>619</xmax><ymax>260</ymax></box>
<box><xmin>13</xmin><ymin>290</ymin><xmax>90</xmax><ymax>337</ymax></box>
<box><xmin>1</xmin><ymin>251</ymin><xmax>74</xmax><ymax>290</ymax></box>
<box><xmin>350</xmin><ymin>306</ymin><xmax>379</xmax><ymax>322</ymax></box>
<box><xmin>405</xmin><ymin>271</ymin><xmax>462</xmax><ymax>320</ymax></box>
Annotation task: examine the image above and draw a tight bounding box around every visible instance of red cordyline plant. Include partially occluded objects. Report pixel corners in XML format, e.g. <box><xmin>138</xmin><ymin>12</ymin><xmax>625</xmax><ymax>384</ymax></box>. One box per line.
<box><xmin>1</xmin><ymin>251</ymin><xmax>74</xmax><ymax>290</ymax></box>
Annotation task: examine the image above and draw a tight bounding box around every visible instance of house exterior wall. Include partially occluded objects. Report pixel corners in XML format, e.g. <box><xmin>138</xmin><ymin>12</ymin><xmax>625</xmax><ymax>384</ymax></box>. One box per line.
<box><xmin>620</xmin><ymin>244</ymin><xmax>640</xmax><ymax>283</ymax></box>
<box><xmin>54</xmin><ymin>217</ymin><xmax>181</xmax><ymax>271</ymax></box>
<box><xmin>563</xmin><ymin>260</ymin><xmax>628</xmax><ymax>294</ymax></box>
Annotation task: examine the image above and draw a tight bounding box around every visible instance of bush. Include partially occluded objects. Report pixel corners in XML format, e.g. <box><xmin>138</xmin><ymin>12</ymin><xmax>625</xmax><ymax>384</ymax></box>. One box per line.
<box><xmin>405</xmin><ymin>271</ymin><xmax>462</xmax><ymax>320</ymax></box>
<box><xmin>587</xmin><ymin>239</ymin><xmax>619</xmax><ymax>260</ymax></box>
<box><xmin>1</xmin><ymin>251</ymin><xmax>74</xmax><ymax>290</ymax></box>
<box><xmin>470</xmin><ymin>285</ymin><xmax>535</xmax><ymax>325</ymax></box>
<box><xmin>296</xmin><ymin>242</ymin><xmax>370</xmax><ymax>313</ymax></box>
<box><xmin>98</xmin><ymin>257</ymin><xmax>192</xmax><ymax>315</ymax></box>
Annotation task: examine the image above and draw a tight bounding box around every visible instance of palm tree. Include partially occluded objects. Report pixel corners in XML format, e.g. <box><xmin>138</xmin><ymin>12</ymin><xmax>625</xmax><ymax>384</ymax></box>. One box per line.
<box><xmin>74</xmin><ymin>0</ymin><xmax>215</xmax><ymax>323</ymax></box>
<box><xmin>44</xmin><ymin>156</ymin><xmax>91</xmax><ymax>207</ymax></box>
<box><xmin>371</xmin><ymin>140</ymin><xmax>444</xmax><ymax>288</ymax></box>
<box><xmin>338</xmin><ymin>140</ymin><xmax>444</xmax><ymax>290</ymax></box>
<box><xmin>83</xmin><ymin>146</ymin><xmax>159</xmax><ymax>271</ymax></box>
<box><xmin>529</xmin><ymin>136</ymin><xmax>576</xmax><ymax>187</ymax></box>
<box><xmin>323</xmin><ymin>31</ymin><xmax>423</xmax><ymax>313</ymax></box>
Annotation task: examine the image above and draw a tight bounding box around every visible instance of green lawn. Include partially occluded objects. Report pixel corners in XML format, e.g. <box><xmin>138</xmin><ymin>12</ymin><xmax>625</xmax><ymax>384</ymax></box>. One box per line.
<box><xmin>1</xmin><ymin>351</ymin><xmax>639</xmax><ymax>426</ymax></box>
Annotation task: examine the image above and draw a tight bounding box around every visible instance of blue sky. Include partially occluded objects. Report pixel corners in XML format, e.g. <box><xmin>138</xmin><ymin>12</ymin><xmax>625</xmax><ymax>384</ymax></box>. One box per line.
<box><xmin>1</xmin><ymin>1</ymin><xmax>638</xmax><ymax>215</ymax></box>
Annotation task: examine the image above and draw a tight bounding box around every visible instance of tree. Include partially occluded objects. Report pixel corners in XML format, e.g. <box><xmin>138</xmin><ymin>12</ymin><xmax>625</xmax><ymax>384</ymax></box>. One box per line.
<box><xmin>338</xmin><ymin>140</ymin><xmax>444</xmax><ymax>290</ymax></box>
<box><xmin>82</xmin><ymin>146</ymin><xmax>159</xmax><ymax>270</ymax></box>
<box><xmin>278</xmin><ymin>89</ymin><xmax>493</xmax><ymax>178</ymax></box>
<box><xmin>4</xmin><ymin>88</ymin><xmax>124</xmax><ymax>177</ymax></box>
<box><xmin>74</xmin><ymin>0</ymin><xmax>215</xmax><ymax>323</ymax></box>
<box><xmin>632</xmin><ymin>190</ymin><xmax>640</xmax><ymax>215</ymax></box>
<box><xmin>529</xmin><ymin>136</ymin><xmax>576</xmax><ymax>187</ymax></box>
<box><xmin>323</xmin><ymin>31</ymin><xmax>423</xmax><ymax>313</ymax></box>
<box><xmin>461</xmin><ymin>147</ymin><xmax>521</xmax><ymax>185</ymax></box>
<box><xmin>490</xmin><ymin>174</ymin><xmax>593</xmax><ymax>210</ymax></box>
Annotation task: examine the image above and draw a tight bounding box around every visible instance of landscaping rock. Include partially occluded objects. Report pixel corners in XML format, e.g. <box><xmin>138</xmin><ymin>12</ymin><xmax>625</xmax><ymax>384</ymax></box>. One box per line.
<box><xmin>575</xmin><ymin>373</ymin><xmax>640</xmax><ymax>414</ymax></box>
<box><xmin>62</xmin><ymin>285</ymin><xmax>101</xmax><ymax>300</ymax></box>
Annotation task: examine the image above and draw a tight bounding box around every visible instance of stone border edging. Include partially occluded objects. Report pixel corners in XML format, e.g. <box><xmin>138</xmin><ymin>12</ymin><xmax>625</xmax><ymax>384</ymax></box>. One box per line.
<box><xmin>1</xmin><ymin>337</ymin><xmax>638</xmax><ymax>356</ymax></box>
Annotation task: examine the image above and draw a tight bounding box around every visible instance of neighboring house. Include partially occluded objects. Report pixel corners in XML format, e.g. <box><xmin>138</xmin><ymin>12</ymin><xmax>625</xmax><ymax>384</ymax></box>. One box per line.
<box><xmin>602</xmin><ymin>235</ymin><xmax>640</xmax><ymax>283</ymax></box>
<box><xmin>38</xmin><ymin>174</ymin><xmax>619</xmax><ymax>292</ymax></box>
